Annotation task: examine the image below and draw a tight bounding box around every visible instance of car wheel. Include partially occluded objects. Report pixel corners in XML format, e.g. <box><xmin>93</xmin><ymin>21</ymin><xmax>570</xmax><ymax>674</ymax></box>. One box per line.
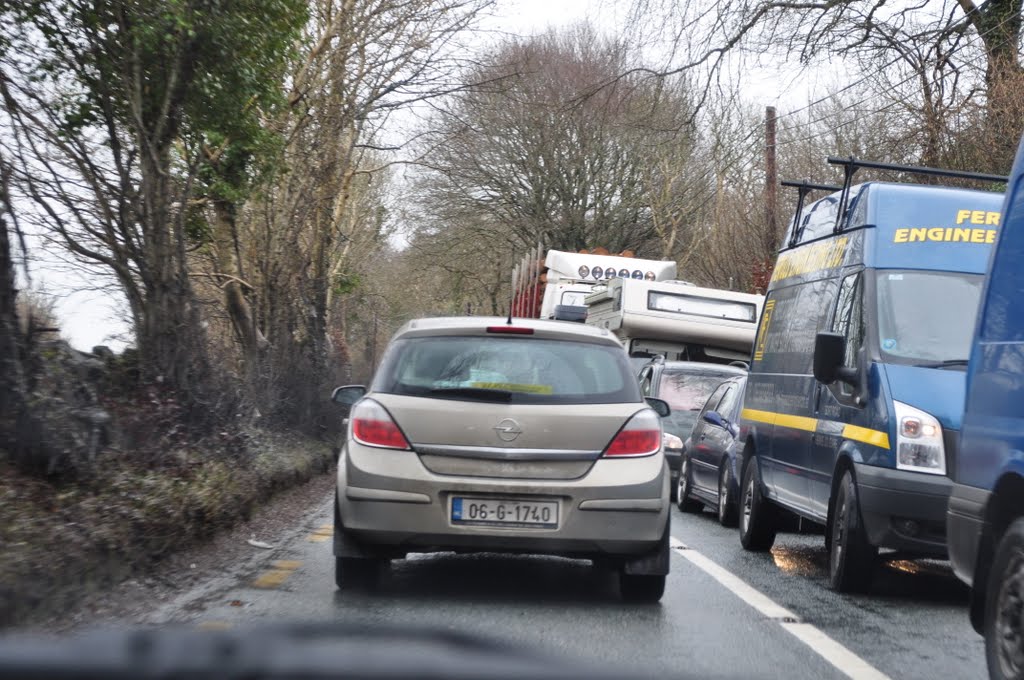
<box><xmin>676</xmin><ymin>458</ymin><xmax>703</xmax><ymax>513</ymax></box>
<box><xmin>828</xmin><ymin>470</ymin><xmax>877</xmax><ymax>593</ymax></box>
<box><xmin>739</xmin><ymin>457</ymin><xmax>777</xmax><ymax>552</ymax></box>
<box><xmin>717</xmin><ymin>463</ymin><xmax>738</xmax><ymax>528</ymax></box>
<box><xmin>986</xmin><ymin>518</ymin><xmax>1024</xmax><ymax>680</ymax></box>
<box><xmin>335</xmin><ymin>556</ymin><xmax>381</xmax><ymax>591</ymax></box>
<box><xmin>620</xmin><ymin>574</ymin><xmax>666</xmax><ymax>603</ymax></box>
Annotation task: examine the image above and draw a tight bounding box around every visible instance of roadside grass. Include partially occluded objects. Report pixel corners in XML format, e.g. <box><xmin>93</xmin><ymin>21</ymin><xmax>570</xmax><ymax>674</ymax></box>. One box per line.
<box><xmin>0</xmin><ymin>428</ymin><xmax>334</xmax><ymax>627</ymax></box>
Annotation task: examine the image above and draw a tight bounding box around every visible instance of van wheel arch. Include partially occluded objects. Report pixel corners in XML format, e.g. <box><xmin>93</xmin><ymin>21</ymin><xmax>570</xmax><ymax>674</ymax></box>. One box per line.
<box><xmin>975</xmin><ymin>473</ymin><xmax>1024</xmax><ymax>633</ymax></box>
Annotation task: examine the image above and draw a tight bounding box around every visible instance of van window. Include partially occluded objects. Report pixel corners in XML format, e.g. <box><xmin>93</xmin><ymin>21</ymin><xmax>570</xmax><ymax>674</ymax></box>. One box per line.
<box><xmin>755</xmin><ymin>280</ymin><xmax>834</xmax><ymax>374</ymax></box>
<box><xmin>876</xmin><ymin>271</ymin><xmax>982</xmax><ymax>364</ymax></box>
<box><xmin>831</xmin><ymin>272</ymin><xmax>864</xmax><ymax>397</ymax></box>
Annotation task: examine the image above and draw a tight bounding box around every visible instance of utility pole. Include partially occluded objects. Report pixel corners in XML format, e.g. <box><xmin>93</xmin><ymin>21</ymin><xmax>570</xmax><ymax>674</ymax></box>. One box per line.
<box><xmin>764</xmin><ymin>106</ymin><xmax>778</xmax><ymax>255</ymax></box>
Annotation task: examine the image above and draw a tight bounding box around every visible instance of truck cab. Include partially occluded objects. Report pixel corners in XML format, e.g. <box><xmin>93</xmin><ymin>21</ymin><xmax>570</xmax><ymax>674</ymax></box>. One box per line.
<box><xmin>738</xmin><ymin>166</ymin><xmax>1004</xmax><ymax>593</ymax></box>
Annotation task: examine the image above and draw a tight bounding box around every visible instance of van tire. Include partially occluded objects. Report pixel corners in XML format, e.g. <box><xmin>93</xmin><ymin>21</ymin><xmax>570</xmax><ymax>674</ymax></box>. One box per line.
<box><xmin>828</xmin><ymin>471</ymin><xmax>877</xmax><ymax>593</ymax></box>
<box><xmin>739</xmin><ymin>457</ymin><xmax>777</xmax><ymax>551</ymax></box>
<box><xmin>984</xmin><ymin>518</ymin><xmax>1024</xmax><ymax>680</ymax></box>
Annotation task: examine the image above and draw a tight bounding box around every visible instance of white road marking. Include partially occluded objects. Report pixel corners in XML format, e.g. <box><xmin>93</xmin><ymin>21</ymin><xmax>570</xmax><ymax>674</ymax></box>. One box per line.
<box><xmin>669</xmin><ymin>536</ymin><xmax>891</xmax><ymax>680</ymax></box>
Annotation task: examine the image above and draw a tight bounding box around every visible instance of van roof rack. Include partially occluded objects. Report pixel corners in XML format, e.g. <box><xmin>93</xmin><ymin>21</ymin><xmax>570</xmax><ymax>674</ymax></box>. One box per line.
<box><xmin>826</xmin><ymin>156</ymin><xmax>1009</xmax><ymax>234</ymax></box>
<box><xmin>781</xmin><ymin>180</ymin><xmax>843</xmax><ymax>247</ymax></box>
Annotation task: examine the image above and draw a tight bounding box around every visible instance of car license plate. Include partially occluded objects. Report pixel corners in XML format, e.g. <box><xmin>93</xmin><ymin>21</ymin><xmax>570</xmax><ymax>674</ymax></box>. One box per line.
<box><xmin>451</xmin><ymin>497</ymin><xmax>558</xmax><ymax>528</ymax></box>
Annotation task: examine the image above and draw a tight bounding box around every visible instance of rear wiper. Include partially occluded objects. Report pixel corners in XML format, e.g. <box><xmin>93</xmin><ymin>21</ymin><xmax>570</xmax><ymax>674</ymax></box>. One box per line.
<box><xmin>913</xmin><ymin>359</ymin><xmax>968</xmax><ymax>368</ymax></box>
<box><xmin>429</xmin><ymin>386</ymin><xmax>513</xmax><ymax>402</ymax></box>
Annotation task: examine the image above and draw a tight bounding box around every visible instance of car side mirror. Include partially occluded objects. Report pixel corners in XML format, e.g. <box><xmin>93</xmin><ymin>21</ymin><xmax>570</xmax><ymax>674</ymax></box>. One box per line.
<box><xmin>332</xmin><ymin>385</ymin><xmax>367</xmax><ymax>406</ymax></box>
<box><xmin>703</xmin><ymin>410</ymin><xmax>726</xmax><ymax>429</ymax></box>
<box><xmin>813</xmin><ymin>332</ymin><xmax>859</xmax><ymax>387</ymax></box>
<box><xmin>645</xmin><ymin>397</ymin><xmax>671</xmax><ymax>418</ymax></box>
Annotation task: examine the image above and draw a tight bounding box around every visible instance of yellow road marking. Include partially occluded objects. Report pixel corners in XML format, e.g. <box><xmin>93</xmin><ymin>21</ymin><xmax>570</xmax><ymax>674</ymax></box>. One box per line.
<box><xmin>251</xmin><ymin>560</ymin><xmax>302</xmax><ymax>589</ymax></box>
<box><xmin>307</xmin><ymin>524</ymin><xmax>334</xmax><ymax>542</ymax></box>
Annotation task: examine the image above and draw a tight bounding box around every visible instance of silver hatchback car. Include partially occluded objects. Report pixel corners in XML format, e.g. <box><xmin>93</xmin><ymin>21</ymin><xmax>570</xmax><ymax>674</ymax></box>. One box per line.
<box><xmin>331</xmin><ymin>316</ymin><xmax>672</xmax><ymax>602</ymax></box>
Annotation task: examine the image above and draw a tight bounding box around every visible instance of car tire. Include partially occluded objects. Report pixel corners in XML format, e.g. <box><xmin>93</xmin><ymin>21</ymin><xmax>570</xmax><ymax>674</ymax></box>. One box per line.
<box><xmin>620</xmin><ymin>574</ymin><xmax>666</xmax><ymax>603</ymax></box>
<box><xmin>676</xmin><ymin>457</ymin><xmax>703</xmax><ymax>513</ymax></box>
<box><xmin>335</xmin><ymin>556</ymin><xmax>381</xmax><ymax>591</ymax></box>
<box><xmin>670</xmin><ymin>470</ymin><xmax>679</xmax><ymax>503</ymax></box>
<box><xmin>828</xmin><ymin>470</ymin><xmax>877</xmax><ymax>593</ymax></box>
<box><xmin>985</xmin><ymin>517</ymin><xmax>1024</xmax><ymax>680</ymax></box>
<box><xmin>739</xmin><ymin>457</ymin><xmax>778</xmax><ymax>552</ymax></box>
<box><xmin>717</xmin><ymin>463</ymin><xmax>738</xmax><ymax>528</ymax></box>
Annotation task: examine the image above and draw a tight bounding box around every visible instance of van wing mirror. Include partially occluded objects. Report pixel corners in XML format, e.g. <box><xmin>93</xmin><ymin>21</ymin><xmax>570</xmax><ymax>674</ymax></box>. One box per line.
<box><xmin>332</xmin><ymin>385</ymin><xmax>367</xmax><ymax>406</ymax></box>
<box><xmin>813</xmin><ymin>332</ymin><xmax>846</xmax><ymax>385</ymax></box>
<box><xmin>814</xmin><ymin>332</ymin><xmax>860</xmax><ymax>388</ymax></box>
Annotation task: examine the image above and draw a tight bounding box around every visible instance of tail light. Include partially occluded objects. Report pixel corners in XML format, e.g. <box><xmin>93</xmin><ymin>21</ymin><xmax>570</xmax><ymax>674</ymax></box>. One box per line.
<box><xmin>604</xmin><ymin>409</ymin><xmax>662</xmax><ymax>457</ymax></box>
<box><xmin>351</xmin><ymin>399</ymin><xmax>410</xmax><ymax>450</ymax></box>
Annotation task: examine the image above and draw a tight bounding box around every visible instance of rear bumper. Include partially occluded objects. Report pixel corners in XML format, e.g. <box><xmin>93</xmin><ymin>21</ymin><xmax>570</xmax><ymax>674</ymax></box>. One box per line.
<box><xmin>947</xmin><ymin>483</ymin><xmax>991</xmax><ymax>586</ymax></box>
<box><xmin>337</xmin><ymin>443</ymin><xmax>669</xmax><ymax>558</ymax></box>
<box><xmin>854</xmin><ymin>463</ymin><xmax>952</xmax><ymax>557</ymax></box>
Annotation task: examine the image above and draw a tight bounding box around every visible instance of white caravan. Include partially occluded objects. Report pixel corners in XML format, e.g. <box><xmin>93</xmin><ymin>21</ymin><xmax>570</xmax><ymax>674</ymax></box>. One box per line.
<box><xmin>585</xmin><ymin>278</ymin><xmax>765</xmax><ymax>365</ymax></box>
<box><xmin>513</xmin><ymin>250</ymin><xmax>677</xmax><ymax>320</ymax></box>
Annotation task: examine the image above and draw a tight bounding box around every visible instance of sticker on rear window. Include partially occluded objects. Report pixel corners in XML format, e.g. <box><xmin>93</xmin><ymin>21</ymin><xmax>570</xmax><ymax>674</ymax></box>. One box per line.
<box><xmin>469</xmin><ymin>382</ymin><xmax>554</xmax><ymax>395</ymax></box>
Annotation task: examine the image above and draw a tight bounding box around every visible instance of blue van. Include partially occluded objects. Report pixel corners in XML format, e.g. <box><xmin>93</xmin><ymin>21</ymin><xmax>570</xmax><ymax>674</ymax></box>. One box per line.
<box><xmin>738</xmin><ymin>162</ymin><xmax>1005</xmax><ymax>593</ymax></box>
<box><xmin>948</xmin><ymin>138</ymin><xmax>1024</xmax><ymax>679</ymax></box>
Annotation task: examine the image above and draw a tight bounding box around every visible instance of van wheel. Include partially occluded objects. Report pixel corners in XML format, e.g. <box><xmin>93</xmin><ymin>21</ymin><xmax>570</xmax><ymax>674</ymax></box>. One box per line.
<box><xmin>677</xmin><ymin>457</ymin><xmax>703</xmax><ymax>513</ymax></box>
<box><xmin>985</xmin><ymin>518</ymin><xmax>1024</xmax><ymax>680</ymax></box>
<box><xmin>717</xmin><ymin>464</ymin><xmax>738</xmax><ymax>527</ymax></box>
<box><xmin>739</xmin><ymin>457</ymin><xmax>777</xmax><ymax>551</ymax></box>
<box><xmin>828</xmin><ymin>470</ymin><xmax>877</xmax><ymax>593</ymax></box>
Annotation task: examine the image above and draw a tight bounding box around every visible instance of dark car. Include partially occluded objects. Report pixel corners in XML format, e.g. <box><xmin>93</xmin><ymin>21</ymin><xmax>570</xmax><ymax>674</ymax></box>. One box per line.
<box><xmin>676</xmin><ymin>375</ymin><xmax>746</xmax><ymax>526</ymax></box>
<box><xmin>638</xmin><ymin>359</ymin><xmax>746</xmax><ymax>501</ymax></box>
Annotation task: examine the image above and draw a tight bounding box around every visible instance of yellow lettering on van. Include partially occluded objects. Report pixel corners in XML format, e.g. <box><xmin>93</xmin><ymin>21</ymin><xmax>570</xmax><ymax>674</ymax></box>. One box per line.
<box><xmin>987</xmin><ymin>212</ymin><xmax>1001</xmax><ymax>226</ymax></box>
<box><xmin>986</xmin><ymin>229</ymin><xmax>997</xmax><ymax>244</ymax></box>
<box><xmin>910</xmin><ymin>228</ymin><xmax>927</xmax><ymax>242</ymax></box>
<box><xmin>956</xmin><ymin>210</ymin><xmax>972</xmax><ymax>224</ymax></box>
<box><xmin>972</xmin><ymin>210</ymin><xmax>987</xmax><ymax>224</ymax></box>
<box><xmin>971</xmin><ymin>229</ymin><xmax>986</xmax><ymax>243</ymax></box>
<box><xmin>954</xmin><ymin>228</ymin><xmax>971</xmax><ymax>242</ymax></box>
<box><xmin>894</xmin><ymin>228</ymin><xmax>909</xmax><ymax>243</ymax></box>
<box><xmin>927</xmin><ymin>228</ymin><xmax>945</xmax><ymax>241</ymax></box>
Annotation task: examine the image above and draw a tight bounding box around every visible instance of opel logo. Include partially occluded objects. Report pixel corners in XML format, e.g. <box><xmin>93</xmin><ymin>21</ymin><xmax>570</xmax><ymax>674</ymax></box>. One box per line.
<box><xmin>493</xmin><ymin>418</ymin><xmax>522</xmax><ymax>442</ymax></box>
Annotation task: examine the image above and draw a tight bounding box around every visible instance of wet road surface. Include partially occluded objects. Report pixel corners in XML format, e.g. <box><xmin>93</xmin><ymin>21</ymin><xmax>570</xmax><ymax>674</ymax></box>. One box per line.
<box><xmin>141</xmin><ymin>489</ymin><xmax>983</xmax><ymax>680</ymax></box>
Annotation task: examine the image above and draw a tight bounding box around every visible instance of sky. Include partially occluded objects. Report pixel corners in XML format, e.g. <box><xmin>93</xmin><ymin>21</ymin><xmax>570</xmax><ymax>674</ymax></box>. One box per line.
<box><xmin>36</xmin><ymin>0</ymin><xmax>828</xmax><ymax>352</ymax></box>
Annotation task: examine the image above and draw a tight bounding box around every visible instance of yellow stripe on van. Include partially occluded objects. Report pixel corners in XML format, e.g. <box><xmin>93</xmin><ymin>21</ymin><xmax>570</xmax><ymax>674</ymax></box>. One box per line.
<box><xmin>841</xmin><ymin>424</ymin><xmax>890</xmax><ymax>449</ymax></box>
<box><xmin>742</xmin><ymin>408</ymin><xmax>890</xmax><ymax>449</ymax></box>
<box><xmin>741</xmin><ymin>408</ymin><xmax>778</xmax><ymax>425</ymax></box>
<box><xmin>741</xmin><ymin>408</ymin><xmax>818</xmax><ymax>433</ymax></box>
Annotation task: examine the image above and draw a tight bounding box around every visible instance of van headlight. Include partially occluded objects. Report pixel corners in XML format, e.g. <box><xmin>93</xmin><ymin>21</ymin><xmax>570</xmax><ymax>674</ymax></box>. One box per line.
<box><xmin>893</xmin><ymin>401</ymin><xmax>946</xmax><ymax>475</ymax></box>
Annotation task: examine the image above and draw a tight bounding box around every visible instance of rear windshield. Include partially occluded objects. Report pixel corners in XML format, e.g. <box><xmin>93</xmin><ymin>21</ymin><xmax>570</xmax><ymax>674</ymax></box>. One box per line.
<box><xmin>372</xmin><ymin>335</ymin><xmax>642</xmax><ymax>404</ymax></box>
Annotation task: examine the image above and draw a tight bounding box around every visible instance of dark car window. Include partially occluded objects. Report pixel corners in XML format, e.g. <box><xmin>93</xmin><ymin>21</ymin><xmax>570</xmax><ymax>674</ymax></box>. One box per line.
<box><xmin>656</xmin><ymin>370</ymin><xmax>731</xmax><ymax>438</ymax></box>
<box><xmin>715</xmin><ymin>383</ymin><xmax>742</xmax><ymax>421</ymax></box>
<box><xmin>372</xmin><ymin>335</ymin><xmax>641</xmax><ymax>405</ymax></box>
<box><xmin>698</xmin><ymin>382</ymin><xmax>730</xmax><ymax>421</ymax></box>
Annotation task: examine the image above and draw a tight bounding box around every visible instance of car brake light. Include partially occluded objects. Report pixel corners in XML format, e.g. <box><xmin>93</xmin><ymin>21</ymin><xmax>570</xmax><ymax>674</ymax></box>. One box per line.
<box><xmin>351</xmin><ymin>399</ymin><xmax>410</xmax><ymax>450</ymax></box>
<box><xmin>604</xmin><ymin>409</ymin><xmax>662</xmax><ymax>457</ymax></box>
<box><xmin>486</xmin><ymin>325</ymin><xmax>534</xmax><ymax>335</ymax></box>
